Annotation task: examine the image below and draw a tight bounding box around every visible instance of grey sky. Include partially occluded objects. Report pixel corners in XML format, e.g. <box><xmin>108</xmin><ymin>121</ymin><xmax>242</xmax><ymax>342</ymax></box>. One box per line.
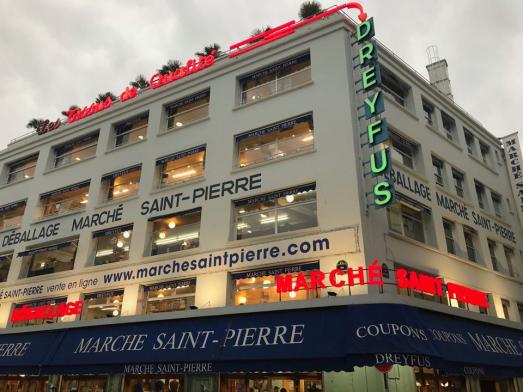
<box><xmin>0</xmin><ymin>1</ymin><xmax>521</xmax><ymax>149</ymax></box>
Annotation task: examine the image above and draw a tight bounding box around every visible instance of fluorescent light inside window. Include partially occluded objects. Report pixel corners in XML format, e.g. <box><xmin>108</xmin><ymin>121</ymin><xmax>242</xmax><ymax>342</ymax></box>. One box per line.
<box><xmin>155</xmin><ymin>232</ymin><xmax>199</xmax><ymax>245</ymax></box>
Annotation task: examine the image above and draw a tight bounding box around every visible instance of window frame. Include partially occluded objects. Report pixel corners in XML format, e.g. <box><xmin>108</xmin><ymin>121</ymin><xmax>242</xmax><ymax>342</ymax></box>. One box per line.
<box><xmin>113</xmin><ymin>113</ymin><xmax>149</xmax><ymax>148</ymax></box>
<box><xmin>6</xmin><ymin>154</ymin><xmax>39</xmax><ymax>184</ymax></box>
<box><xmin>442</xmin><ymin>219</ymin><xmax>455</xmax><ymax>255</ymax></box>
<box><xmin>53</xmin><ymin>134</ymin><xmax>98</xmax><ymax>168</ymax></box>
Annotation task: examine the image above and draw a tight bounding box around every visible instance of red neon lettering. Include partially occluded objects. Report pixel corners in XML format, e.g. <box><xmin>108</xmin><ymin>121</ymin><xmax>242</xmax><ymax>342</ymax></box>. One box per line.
<box><xmin>447</xmin><ymin>283</ymin><xmax>489</xmax><ymax>309</ymax></box>
<box><xmin>293</xmin><ymin>272</ymin><xmax>310</xmax><ymax>291</ymax></box>
<box><xmin>149</xmin><ymin>51</ymin><xmax>216</xmax><ymax>90</ymax></box>
<box><xmin>367</xmin><ymin>259</ymin><xmax>384</xmax><ymax>286</ymax></box>
<box><xmin>309</xmin><ymin>270</ymin><xmax>326</xmax><ymax>289</ymax></box>
<box><xmin>10</xmin><ymin>301</ymin><xmax>85</xmax><ymax>323</ymax></box>
<box><xmin>276</xmin><ymin>274</ymin><xmax>293</xmax><ymax>293</ymax></box>
<box><xmin>348</xmin><ymin>267</ymin><xmax>365</xmax><ymax>286</ymax></box>
<box><xmin>36</xmin><ymin>119</ymin><xmax>62</xmax><ymax>135</ymax></box>
<box><xmin>229</xmin><ymin>2</ymin><xmax>367</xmax><ymax>58</ymax></box>
<box><xmin>329</xmin><ymin>269</ymin><xmax>346</xmax><ymax>287</ymax></box>
<box><xmin>119</xmin><ymin>86</ymin><xmax>138</xmax><ymax>102</ymax></box>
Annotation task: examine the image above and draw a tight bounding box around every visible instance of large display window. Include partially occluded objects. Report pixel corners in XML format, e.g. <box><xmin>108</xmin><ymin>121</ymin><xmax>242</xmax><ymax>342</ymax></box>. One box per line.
<box><xmin>231</xmin><ymin>263</ymin><xmax>320</xmax><ymax>306</ymax></box>
<box><xmin>39</xmin><ymin>181</ymin><xmax>90</xmax><ymax>218</ymax></box>
<box><xmin>143</xmin><ymin>279</ymin><xmax>196</xmax><ymax>313</ymax></box>
<box><xmin>0</xmin><ymin>377</ymin><xmax>48</xmax><ymax>392</ymax></box>
<box><xmin>20</xmin><ymin>240</ymin><xmax>78</xmax><ymax>278</ymax></box>
<box><xmin>221</xmin><ymin>373</ymin><xmax>322</xmax><ymax>392</ymax></box>
<box><xmin>124</xmin><ymin>375</ymin><xmax>184</xmax><ymax>392</ymax></box>
<box><xmin>59</xmin><ymin>376</ymin><xmax>107</xmax><ymax>392</ymax></box>
<box><xmin>149</xmin><ymin>208</ymin><xmax>201</xmax><ymax>256</ymax></box>
<box><xmin>93</xmin><ymin>224</ymin><xmax>133</xmax><ymax>265</ymax></box>
<box><xmin>83</xmin><ymin>290</ymin><xmax>124</xmax><ymax>320</ymax></box>
<box><xmin>0</xmin><ymin>200</ymin><xmax>26</xmax><ymax>230</ymax></box>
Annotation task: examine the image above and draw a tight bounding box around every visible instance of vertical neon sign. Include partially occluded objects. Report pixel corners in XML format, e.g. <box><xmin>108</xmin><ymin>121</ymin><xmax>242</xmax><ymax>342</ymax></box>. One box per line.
<box><xmin>354</xmin><ymin>18</ymin><xmax>395</xmax><ymax>208</ymax></box>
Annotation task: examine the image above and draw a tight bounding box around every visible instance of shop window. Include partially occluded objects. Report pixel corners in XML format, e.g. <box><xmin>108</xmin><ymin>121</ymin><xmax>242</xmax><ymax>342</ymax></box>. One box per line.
<box><xmin>474</xmin><ymin>181</ymin><xmax>486</xmax><ymax>210</ymax></box>
<box><xmin>491</xmin><ymin>192</ymin><xmax>503</xmax><ymax>218</ymax></box>
<box><xmin>11</xmin><ymin>297</ymin><xmax>67</xmax><ymax>328</ymax></box>
<box><xmin>389</xmin><ymin>132</ymin><xmax>417</xmax><ymax>169</ymax></box>
<box><xmin>39</xmin><ymin>180</ymin><xmax>90</xmax><ymax>218</ymax></box>
<box><xmin>6</xmin><ymin>154</ymin><xmax>38</xmax><ymax>184</ymax></box>
<box><xmin>0</xmin><ymin>200</ymin><xmax>26</xmax><ymax>230</ymax></box>
<box><xmin>442</xmin><ymin>219</ymin><xmax>455</xmax><ymax>255</ymax></box>
<box><xmin>143</xmin><ymin>279</ymin><xmax>196</xmax><ymax>313</ymax></box>
<box><xmin>101</xmin><ymin>164</ymin><xmax>141</xmax><ymax>201</ymax></box>
<box><xmin>113</xmin><ymin>113</ymin><xmax>148</xmax><ymax>148</ymax></box>
<box><xmin>0</xmin><ymin>254</ymin><xmax>11</xmax><ymax>282</ymax></box>
<box><xmin>518</xmin><ymin>303</ymin><xmax>523</xmax><ymax>322</ymax></box>
<box><xmin>240</xmin><ymin>53</ymin><xmax>311</xmax><ymax>104</ymax></box>
<box><xmin>431</xmin><ymin>156</ymin><xmax>444</xmax><ymax>186</ymax></box>
<box><xmin>488</xmin><ymin>239</ymin><xmax>499</xmax><ymax>272</ymax></box>
<box><xmin>381</xmin><ymin>67</ymin><xmax>410</xmax><ymax>108</ymax></box>
<box><xmin>503</xmin><ymin>246</ymin><xmax>515</xmax><ymax>277</ymax></box>
<box><xmin>414</xmin><ymin>367</ymin><xmax>466</xmax><ymax>391</ymax></box>
<box><xmin>59</xmin><ymin>377</ymin><xmax>107</xmax><ymax>392</ymax></box>
<box><xmin>222</xmin><ymin>373</ymin><xmax>323</xmax><ymax>392</ymax></box>
<box><xmin>93</xmin><ymin>224</ymin><xmax>133</xmax><ymax>265</ymax></box>
<box><xmin>479</xmin><ymin>141</ymin><xmax>490</xmax><ymax>165</ymax></box>
<box><xmin>156</xmin><ymin>146</ymin><xmax>205</xmax><ymax>188</ymax></box>
<box><xmin>422</xmin><ymin>99</ymin><xmax>435</xmax><ymax>127</ymax></box>
<box><xmin>451</xmin><ymin>168</ymin><xmax>465</xmax><ymax>198</ymax></box>
<box><xmin>232</xmin><ymin>263</ymin><xmax>320</xmax><ymax>306</ymax></box>
<box><xmin>464</xmin><ymin>128</ymin><xmax>475</xmax><ymax>155</ymax></box>
<box><xmin>20</xmin><ymin>240</ymin><xmax>78</xmax><ymax>278</ymax></box>
<box><xmin>236</xmin><ymin>114</ymin><xmax>314</xmax><ymax>168</ymax></box>
<box><xmin>54</xmin><ymin>133</ymin><xmax>98</xmax><ymax>168</ymax></box>
<box><xmin>441</xmin><ymin>111</ymin><xmax>456</xmax><ymax>141</ymax></box>
<box><xmin>124</xmin><ymin>375</ymin><xmax>184</xmax><ymax>392</ymax></box>
<box><xmin>0</xmin><ymin>377</ymin><xmax>48</xmax><ymax>392</ymax></box>
<box><xmin>83</xmin><ymin>290</ymin><xmax>124</xmax><ymax>320</ymax></box>
<box><xmin>234</xmin><ymin>184</ymin><xmax>317</xmax><ymax>240</ymax></box>
<box><xmin>387</xmin><ymin>203</ymin><xmax>426</xmax><ymax>243</ymax></box>
<box><xmin>463</xmin><ymin>226</ymin><xmax>478</xmax><ymax>262</ymax></box>
<box><xmin>149</xmin><ymin>208</ymin><xmax>201</xmax><ymax>256</ymax></box>
<box><xmin>166</xmin><ymin>90</ymin><xmax>210</xmax><ymax>130</ymax></box>
<box><xmin>501</xmin><ymin>299</ymin><xmax>511</xmax><ymax>320</ymax></box>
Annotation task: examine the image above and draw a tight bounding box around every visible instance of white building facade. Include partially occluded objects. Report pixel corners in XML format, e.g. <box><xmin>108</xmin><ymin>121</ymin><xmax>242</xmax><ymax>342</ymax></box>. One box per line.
<box><xmin>0</xmin><ymin>6</ymin><xmax>522</xmax><ymax>392</ymax></box>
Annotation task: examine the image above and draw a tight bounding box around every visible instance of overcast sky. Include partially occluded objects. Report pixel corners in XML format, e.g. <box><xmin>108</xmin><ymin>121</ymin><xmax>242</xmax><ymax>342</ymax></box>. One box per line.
<box><xmin>0</xmin><ymin>1</ymin><xmax>521</xmax><ymax>149</ymax></box>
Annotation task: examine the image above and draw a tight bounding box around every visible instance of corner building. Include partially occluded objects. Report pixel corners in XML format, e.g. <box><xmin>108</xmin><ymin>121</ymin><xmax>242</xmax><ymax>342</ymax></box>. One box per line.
<box><xmin>0</xmin><ymin>8</ymin><xmax>522</xmax><ymax>392</ymax></box>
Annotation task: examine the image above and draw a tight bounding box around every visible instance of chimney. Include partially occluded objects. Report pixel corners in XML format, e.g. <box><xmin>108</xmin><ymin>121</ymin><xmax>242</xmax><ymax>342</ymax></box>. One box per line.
<box><xmin>426</xmin><ymin>45</ymin><xmax>453</xmax><ymax>101</ymax></box>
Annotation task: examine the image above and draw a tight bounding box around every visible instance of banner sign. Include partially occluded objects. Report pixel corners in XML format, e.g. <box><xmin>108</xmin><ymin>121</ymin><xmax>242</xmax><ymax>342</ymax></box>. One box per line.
<box><xmin>11</xmin><ymin>300</ymin><xmax>83</xmax><ymax>323</ymax></box>
<box><xmin>0</xmin><ymin>200</ymin><xmax>26</xmax><ymax>214</ymax></box>
<box><xmin>166</xmin><ymin>90</ymin><xmax>210</xmax><ymax>114</ymax></box>
<box><xmin>144</xmin><ymin>278</ymin><xmax>197</xmax><ymax>292</ymax></box>
<box><xmin>235</xmin><ymin>113</ymin><xmax>313</xmax><ymax>142</ymax></box>
<box><xmin>101</xmin><ymin>165</ymin><xmax>142</xmax><ymax>182</ymax></box>
<box><xmin>40</xmin><ymin>180</ymin><xmax>91</xmax><ymax>200</ymax></box>
<box><xmin>0</xmin><ymin>303</ymin><xmax>521</xmax><ymax>376</ymax></box>
<box><xmin>0</xmin><ymin>228</ymin><xmax>356</xmax><ymax>303</ymax></box>
<box><xmin>231</xmin><ymin>262</ymin><xmax>319</xmax><ymax>280</ymax></box>
<box><xmin>500</xmin><ymin>132</ymin><xmax>523</xmax><ymax>229</ymax></box>
<box><xmin>155</xmin><ymin>145</ymin><xmax>206</xmax><ymax>166</ymax></box>
<box><xmin>234</xmin><ymin>183</ymin><xmax>315</xmax><ymax>207</ymax></box>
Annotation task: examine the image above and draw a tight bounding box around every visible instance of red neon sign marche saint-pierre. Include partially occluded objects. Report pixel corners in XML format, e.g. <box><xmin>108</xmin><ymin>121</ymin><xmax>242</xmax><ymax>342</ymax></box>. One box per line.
<box><xmin>228</xmin><ymin>2</ymin><xmax>367</xmax><ymax>58</ymax></box>
<box><xmin>276</xmin><ymin>261</ymin><xmax>490</xmax><ymax>309</ymax></box>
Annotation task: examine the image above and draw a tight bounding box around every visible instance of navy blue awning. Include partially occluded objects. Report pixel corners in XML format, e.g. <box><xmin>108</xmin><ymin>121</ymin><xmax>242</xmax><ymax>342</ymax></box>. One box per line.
<box><xmin>156</xmin><ymin>145</ymin><xmax>206</xmax><ymax>166</ymax></box>
<box><xmin>235</xmin><ymin>114</ymin><xmax>313</xmax><ymax>142</ymax></box>
<box><xmin>231</xmin><ymin>262</ymin><xmax>320</xmax><ymax>280</ymax></box>
<box><xmin>40</xmin><ymin>180</ymin><xmax>90</xmax><ymax>200</ymax></box>
<box><xmin>0</xmin><ymin>303</ymin><xmax>521</xmax><ymax>377</ymax></box>
<box><xmin>18</xmin><ymin>241</ymin><xmax>75</xmax><ymax>257</ymax></box>
<box><xmin>101</xmin><ymin>165</ymin><xmax>142</xmax><ymax>182</ymax></box>
<box><xmin>0</xmin><ymin>199</ymin><xmax>26</xmax><ymax>213</ymax></box>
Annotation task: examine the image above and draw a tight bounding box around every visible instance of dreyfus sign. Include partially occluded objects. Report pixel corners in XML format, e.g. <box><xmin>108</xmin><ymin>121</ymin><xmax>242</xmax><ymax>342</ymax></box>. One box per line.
<box><xmin>500</xmin><ymin>132</ymin><xmax>523</xmax><ymax>229</ymax></box>
<box><xmin>354</xmin><ymin>18</ymin><xmax>395</xmax><ymax>208</ymax></box>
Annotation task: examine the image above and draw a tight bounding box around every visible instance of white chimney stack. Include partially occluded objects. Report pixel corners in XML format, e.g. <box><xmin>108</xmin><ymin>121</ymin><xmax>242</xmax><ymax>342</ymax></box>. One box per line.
<box><xmin>426</xmin><ymin>45</ymin><xmax>453</xmax><ymax>101</ymax></box>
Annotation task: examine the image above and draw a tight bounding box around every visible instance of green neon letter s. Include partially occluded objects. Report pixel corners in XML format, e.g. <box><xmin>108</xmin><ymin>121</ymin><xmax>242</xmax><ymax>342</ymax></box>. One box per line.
<box><xmin>374</xmin><ymin>181</ymin><xmax>393</xmax><ymax>206</ymax></box>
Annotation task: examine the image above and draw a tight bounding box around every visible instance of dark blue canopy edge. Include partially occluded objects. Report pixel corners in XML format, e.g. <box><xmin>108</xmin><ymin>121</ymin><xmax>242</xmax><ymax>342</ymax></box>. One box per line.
<box><xmin>0</xmin><ymin>303</ymin><xmax>521</xmax><ymax>377</ymax></box>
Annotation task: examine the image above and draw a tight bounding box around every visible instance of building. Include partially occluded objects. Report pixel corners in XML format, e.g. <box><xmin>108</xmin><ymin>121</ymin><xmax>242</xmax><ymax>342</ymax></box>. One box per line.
<box><xmin>0</xmin><ymin>3</ymin><xmax>522</xmax><ymax>392</ymax></box>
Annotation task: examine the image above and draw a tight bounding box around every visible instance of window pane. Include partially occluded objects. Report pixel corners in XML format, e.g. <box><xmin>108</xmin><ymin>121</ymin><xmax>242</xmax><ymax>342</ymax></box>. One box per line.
<box><xmin>0</xmin><ymin>255</ymin><xmax>11</xmax><ymax>282</ymax></box>
<box><xmin>387</xmin><ymin>204</ymin><xmax>402</xmax><ymax>233</ymax></box>
<box><xmin>114</xmin><ymin>115</ymin><xmax>148</xmax><ymax>148</ymax></box>
<box><xmin>41</xmin><ymin>185</ymin><xmax>89</xmax><ymax>217</ymax></box>
<box><xmin>160</xmin><ymin>151</ymin><xmax>205</xmax><ymax>187</ymax></box>
<box><xmin>107</xmin><ymin>170</ymin><xmax>141</xmax><ymax>200</ymax></box>
<box><xmin>94</xmin><ymin>230</ymin><xmax>132</xmax><ymax>265</ymax></box>
<box><xmin>27</xmin><ymin>241</ymin><xmax>77</xmax><ymax>278</ymax></box>
<box><xmin>233</xmin><ymin>273</ymin><xmax>318</xmax><ymax>306</ymax></box>
<box><xmin>276</xmin><ymin>190</ymin><xmax>317</xmax><ymax>234</ymax></box>
<box><xmin>84</xmin><ymin>292</ymin><xmax>123</xmax><ymax>320</ymax></box>
<box><xmin>145</xmin><ymin>284</ymin><xmax>196</xmax><ymax>314</ymax></box>
<box><xmin>7</xmin><ymin>155</ymin><xmax>38</xmax><ymax>183</ymax></box>
<box><xmin>0</xmin><ymin>204</ymin><xmax>25</xmax><ymax>229</ymax></box>
<box><xmin>402</xmin><ymin>207</ymin><xmax>425</xmax><ymax>243</ymax></box>
<box><xmin>151</xmin><ymin>211</ymin><xmax>201</xmax><ymax>255</ymax></box>
<box><xmin>167</xmin><ymin>95</ymin><xmax>210</xmax><ymax>130</ymax></box>
<box><xmin>54</xmin><ymin>136</ymin><xmax>98</xmax><ymax>168</ymax></box>
<box><xmin>238</xmin><ymin>117</ymin><xmax>314</xmax><ymax>167</ymax></box>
